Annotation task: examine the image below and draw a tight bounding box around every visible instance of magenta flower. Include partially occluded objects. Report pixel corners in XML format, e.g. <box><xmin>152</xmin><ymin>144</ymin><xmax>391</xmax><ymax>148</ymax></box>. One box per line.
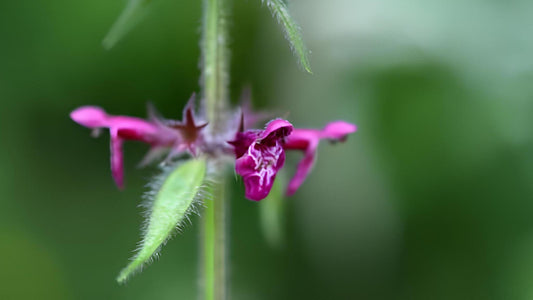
<box><xmin>230</xmin><ymin>118</ymin><xmax>356</xmax><ymax>201</ymax></box>
<box><xmin>70</xmin><ymin>98</ymin><xmax>206</xmax><ymax>188</ymax></box>
<box><xmin>284</xmin><ymin>121</ymin><xmax>357</xmax><ymax>196</ymax></box>
<box><xmin>71</xmin><ymin>96</ymin><xmax>355</xmax><ymax>201</ymax></box>
<box><xmin>229</xmin><ymin>119</ymin><xmax>293</xmax><ymax>201</ymax></box>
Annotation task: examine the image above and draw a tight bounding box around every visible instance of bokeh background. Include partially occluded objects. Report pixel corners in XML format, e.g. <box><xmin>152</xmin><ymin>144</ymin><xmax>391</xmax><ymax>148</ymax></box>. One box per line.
<box><xmin>2</xmin><ymin>0</ymin><xmax>533</xmax><ymax>299</ymax></box>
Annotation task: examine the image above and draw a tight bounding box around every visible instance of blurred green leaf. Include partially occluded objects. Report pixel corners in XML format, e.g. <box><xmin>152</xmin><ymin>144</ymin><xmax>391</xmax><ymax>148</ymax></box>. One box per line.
<box><xmin>117</xmin><ymin>158</ymin><xmax>207</xmax><ymax>283</ymax></box>
<box><xmin>103</xmin><ymin>0</ymin><xmax>154</xmax><ymax>49</ymax></box>
<box><xmin>259</xmin><ymin>173</ymin><xmax>286</xmax><ymax>249</ymax></box>
<box><xmin>262</xmin><ymin>0</ymin><xmax>312</xmax><ymax>73</ymax></box>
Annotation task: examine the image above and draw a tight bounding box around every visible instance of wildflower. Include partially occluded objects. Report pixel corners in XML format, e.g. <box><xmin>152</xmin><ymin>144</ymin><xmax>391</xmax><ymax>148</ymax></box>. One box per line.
<box><xmin>230</xmin><ymin>118</ymin><xmax>356</xmax><ymax>201</ymax></box>
<box><xmin>229</xmin><ymin>119</ymin><xmax>293</xmax><ymax>201</ymax></box>
<box><xmin>70</xmin><ymin>96</ymin><xmax>206</xmax><ymax>188</ymax></box>
<box><xmin>71</xmin><ymin>95</ymin><xmax>356</xmax><ymax>201</ymax></box>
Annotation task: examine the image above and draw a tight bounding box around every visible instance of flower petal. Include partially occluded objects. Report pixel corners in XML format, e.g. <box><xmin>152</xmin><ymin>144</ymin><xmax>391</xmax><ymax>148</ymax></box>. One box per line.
<box><xmin>321</xmin><ymin>121</ymin><xmax>357</xmax><ymax>141</ymax></box>
<box><xmin>283</xmin><ymin>129</ymin><xmax>314</xmax><ymax>151</ymax></box>
<box><xmin>236</xmin><ymin>145</ymin><xmax>285</xmax><ymax>201</ymax></box>
<box><xmin>110</xmin><ymin>128</ymin><xmax>125</xmax><ymax>189</ymax></box>
<box><xmin>236</xmin><ymin>155</ymin><xmax>269</xmax><ymax>201</ymax></box>
<box><xmin>111</xmin><ymin>117</ymin><xmax>159</xmax><ymax>141</ymax></box>
<box><xmin>259</xmin><ymin>119</ymin><xmax>293</xmax><ymax>143</ymax></box>
<box><xmin>70</xmin><ymin>106</ymin><xmax>109</xmax><ymax>128</ymax></box>
<box><xmin>286</xmin><ymin>141</ymin><xmax>317</xmax><ymax>196</ymax></box>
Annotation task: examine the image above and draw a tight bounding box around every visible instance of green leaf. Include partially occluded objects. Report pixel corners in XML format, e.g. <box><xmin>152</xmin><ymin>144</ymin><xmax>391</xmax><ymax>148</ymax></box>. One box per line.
<box><xmin>259</xmin><ymin>173</ymin><xmax>286</xmax><ymax>249</ymax></box>
<box><xmin>263</xmin><ymin>0</ymin><xmax>312</xmax><ymax>73</ymax></box>
<box><xmin>117</xmin><ymin>158</ymin><xmax>207</xmax><ymax>283</ymax></box>
<box><xmin>102</xmin><ymin>0</ymin><xmax>153</xmax><ymax>50</ymax></box>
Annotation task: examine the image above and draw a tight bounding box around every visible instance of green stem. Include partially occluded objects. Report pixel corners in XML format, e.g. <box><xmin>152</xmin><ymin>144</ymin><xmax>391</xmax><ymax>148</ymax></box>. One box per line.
<box><xmin>202</xmin><ymin>178</ymin><xmax>227</xmax><ymax>300</ymax></box>
<box><xmin>202</xmin><ymin>0</ymin><xmax>228</xmax><ymax>131</ymax></box>
<box><xmin>201</xmin><ymin>0</ymin><xmax>229</xmax><ymax>298</ymax></box>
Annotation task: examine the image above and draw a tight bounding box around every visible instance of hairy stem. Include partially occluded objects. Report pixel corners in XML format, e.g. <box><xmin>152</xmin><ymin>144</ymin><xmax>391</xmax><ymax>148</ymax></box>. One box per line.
<box><xmin>201</xmin><ymin>0</ymin><xmax>229</xmax><ymax>298</ymax></box>
<box><xmin>202</xmin><ymin>177</ymin><xmax>227</xmax><ymax>300</ymax></box>
<box><xmin>202</xmin><ymin>0</ymin><xmax>229</xmax><ymax>132</ymax></box>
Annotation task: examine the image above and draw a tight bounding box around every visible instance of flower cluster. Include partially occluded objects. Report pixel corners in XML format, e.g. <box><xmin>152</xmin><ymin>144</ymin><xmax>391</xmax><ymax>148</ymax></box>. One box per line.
<box><xmin>70</xmin><ymin>96</ymin><xmax>356</xmax><ymax>200</ymax></box>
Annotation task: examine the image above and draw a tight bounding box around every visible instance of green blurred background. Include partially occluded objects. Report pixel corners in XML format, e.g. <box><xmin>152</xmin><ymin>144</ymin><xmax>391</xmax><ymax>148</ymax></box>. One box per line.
<box><xmin>2</xmin><ymin>0</ymin><xmax>533</xmax><ymax>299</ymax></box>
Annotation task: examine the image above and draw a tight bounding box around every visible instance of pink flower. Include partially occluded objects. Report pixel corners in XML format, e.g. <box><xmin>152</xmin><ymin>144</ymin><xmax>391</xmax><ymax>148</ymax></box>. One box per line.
<box><xmin>230</xmin><ymin>119</ymin><xmax>356</xmax><ymax>201</ymax></box>
<box><xmin>229</xmin><ymin>119</ymin><xmax>293</xmax><ymax>201</ymax></box>
<box><xmin>71</xmin><ymin>96</ymin><xmax>356</xmax><ymax>201</ymax></box>
<box><xmin>70</xmin><ymin>97</ymin><xmax>206</xmax><ymax>188</ymax></box>
<box><xmin>284</xmin><ymin>121</ymin><xmax>357</xmax><ymax>196</ymax></box>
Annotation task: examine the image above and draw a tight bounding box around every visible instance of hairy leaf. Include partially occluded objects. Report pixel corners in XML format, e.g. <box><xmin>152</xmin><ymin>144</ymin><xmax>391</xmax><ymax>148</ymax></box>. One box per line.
<box><xmin>117</xmin><ymin>158</ymin><xmax>207</xmax><ymax>283</ymax></box>
<box><xmin>262</xmin><ymin>0</ymin><xmax>312</xmax><ymax>73</ymax></box>
<box><xmin>102</xmin><ymin>0</ymin><xmax>153</xmax><ymax>49</ymax></box>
